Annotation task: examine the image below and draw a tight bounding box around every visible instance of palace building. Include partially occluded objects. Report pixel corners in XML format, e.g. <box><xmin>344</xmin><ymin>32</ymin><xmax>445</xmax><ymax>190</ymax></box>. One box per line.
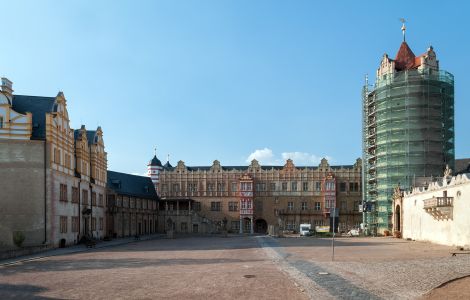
<box><xmin>151</xmin><ymin>154</ymin><xmax>363</xmax><ymax>234</ymax></box>
<box><xmin>0</xmin><ymin>76</ymin><xmax>107</xmax><ymax>248</ymax></box>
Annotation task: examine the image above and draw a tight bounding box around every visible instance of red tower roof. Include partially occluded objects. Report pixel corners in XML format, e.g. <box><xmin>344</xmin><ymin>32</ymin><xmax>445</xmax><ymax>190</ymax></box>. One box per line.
<box><xmin>394</xmin><ymin>41</ymin><xmax>426</xmax><ymax>71</ymax></box>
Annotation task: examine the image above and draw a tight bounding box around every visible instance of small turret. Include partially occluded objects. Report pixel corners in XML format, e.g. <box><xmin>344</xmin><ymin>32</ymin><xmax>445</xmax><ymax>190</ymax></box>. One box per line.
<box><xmin>147</xmin><ymin>148</ymin><xmax>163</xmax><ymax>195</ymax></box>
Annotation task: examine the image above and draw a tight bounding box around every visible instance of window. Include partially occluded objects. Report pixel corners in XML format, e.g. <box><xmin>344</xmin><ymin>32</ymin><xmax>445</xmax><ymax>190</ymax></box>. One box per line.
<box><xmin>0</xmin><ymin>116</ymin><xmax>3</xmax><ymax>128</ymax></box>
<box><xmin>188</xmin><ymin>183</ymin><xmax>198</xmax><ymax>192</ymax></box>
<box><xmin>349</xmin><ymin>182</ymin><xmax>359</xmax><ymax>192</ymax></box>
<box><xmin>228</xmin><ymin>201</ymin><xmax>238</xmax><ymax>211</ymax></box>
<box><xmin>231</xmin><ymin>221</ymin><xmax>240</xmax><ymax>231</ymax></box>
<box><xmin>256</xmin><ymin>182</ymin><xmax>266</xmax><ymax>191</ymax></box>
<box><xmin>231</xmin><ymin>182</ymin><xmax>237</xmax><ymax>192</ymax></box>
<box><xmin>172</xmin><ymin>184</ymin><xmax>180</xmax><ymax>192</ymax></box>
<box><xmin>91</xmin><ymin>217</ymin><xmax>96</xmax><ymax>231</ymax></box>
<box><xmin>291</xmin><ymin>182</ymin><xmax>297</xmax><ymax>191</ymax></box>
<box><xmin>71</xmin><ymin>216</ymin><xmax>79</xmax><ymax>232</ymax></box>
<box><xmin>287</xmin><ymin>202</ymin><xmax>294</xmax><ymax>211</ymax></box>
<box><xmin>54</xmin><ymin>148</ymin><xmax>61</xmax><ymax>164</ymax></box>
<box><xmin>211</xmin><ymin>201</ymin><xmax>221</xmax><ymax>211</ymax></box>
<box><xmin>341</xmin><ymin>200</ymin><xmax>347</xmax><ymax>211</ymax></box>
<box><xmin>301</xmin><ymin>202</ymin><xmax>307</xmax><ymax>210</ymax></box>
<box><xmin>302</xmin><ymin>182</ymin><xmax>308</xmax><ymax>192</ymax></box>
<box><xmin>240</xmin><ymin>182</ymin><xmax>252</xmax><ymax>191</ymax></box>
<box><xmin>59</xmin><ymin>184</ymin><xmax>67</xmax><ymax>201</ymax></box>
<box><xmin>286</xmin><ymin>220</ymin><xmax>296</xmax><ymax>230</ymax></box>
<box><xmin>217</xmin><ymin>182</ymin><xmax>225</xmax><ymax>192</ymax></box>
<box><xmin>162</xmin><ymin>184</ymin><xmax>168</xmax><ymax>193</ymax></box>
<box><xmin>72</xmin><ymin>187</ymin><xmax>79</xmax><ymax>203</ymax></box>
<box><xmin>314</xmin><ymin>219</ymin><xmax>324</xmax><ymax>226</ymax></box>
<box><xmin>60</xmin><ymin>216</ymin><xmax>68</xmax><ymax>233</ymax></box>
<box><xmin>181</xmin><ymin>222</ymin><xmax>188</xmax><ymax>232</ymax></box>
<box><xmin>340</xmin><ymin>182</ymin><xmax>346</xmax><ymax>192</ymax></box>
<box><xmin>207</xmin><ymin>183</ymin><xmax>215</xmax><ymax>192</ymax></box>
<box><xmin>98</xmin><ymin>194</ymin><xmax>104</xmax><ymax>206</ymax></box>
<box><xmin>82</xmin><ymin>189</ymin><xmax>88</xmax><ymax>205</ymax></box>
<box><xmin>270</xmin><ymin>183</ymin><xmax>276</xmax><ymax>191</ymax></box>
<box><xmin>282</xmin><ymin>182</ymin><xmax>288</xmax><ymax>191</ymax></box>
<box><xmin>91</xmin><ymin>192</ymin><xmax>96</xmax><ymax>206</ymax></box>
<box><xmin>315</xmin><ymin>202</ymin><xmax>321</xmax><ymax>211</ymax></box>
<box><xmin>193</xmin><ymin>201</ymin><xmax>201</xmax><ymax>211</ymax></box>
<box><xmin>99</xmin><ymin>217</ymin><xmax>104</xmax><ymax>230</ymax></box>
<box><xmin>315</xmin><ymin>182</ymin><xmax>321</xmax><ymax>191</ymax></box>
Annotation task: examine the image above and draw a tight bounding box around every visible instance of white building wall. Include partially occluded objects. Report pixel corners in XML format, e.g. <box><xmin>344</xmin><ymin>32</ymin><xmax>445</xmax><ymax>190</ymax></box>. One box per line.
<box><xmin>402</xmin><ymin>174</ymin><xmax>470</xmax><ymax>248</ymax></box>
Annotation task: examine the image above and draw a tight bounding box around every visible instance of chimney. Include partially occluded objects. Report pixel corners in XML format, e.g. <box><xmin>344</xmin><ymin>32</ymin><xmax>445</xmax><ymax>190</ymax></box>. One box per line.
<box><xmin>1</xmin><ymin>77</ymin><xmax>13</xmax><ymax>100</ymax></box>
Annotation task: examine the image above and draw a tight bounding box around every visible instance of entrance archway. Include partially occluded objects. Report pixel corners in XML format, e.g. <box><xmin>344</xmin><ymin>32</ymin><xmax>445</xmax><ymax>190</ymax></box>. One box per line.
<box><xmin>395</xmin><ymin>205</ymin><xmax>401</xmax><ymax>232</ymax></box>
<box><xmin>255</xmin><ymin>219</ymin><xmax>267</xmax><ymax>234</ymax></box>
<box><xmin>242</xmin><ymin>217</ymin><xmax>252</xmax><ymax>233</ymax></box>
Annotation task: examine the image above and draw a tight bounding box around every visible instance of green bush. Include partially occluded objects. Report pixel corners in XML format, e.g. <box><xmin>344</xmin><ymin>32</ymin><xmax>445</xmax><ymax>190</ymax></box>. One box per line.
<box><xmin>13</xmin><ymin>231</ymin><xmax>25</xmax><ymax>247</ymax></box>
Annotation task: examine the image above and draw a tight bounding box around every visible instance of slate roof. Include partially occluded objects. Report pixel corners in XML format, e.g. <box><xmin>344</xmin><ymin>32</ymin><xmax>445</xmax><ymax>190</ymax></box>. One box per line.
<box><xmin>455</xmin><ymin>158</ymin><xmax>470</xmax><ymax>174</ymax></box>
<box><xmin>86</xmin><ymin>130</ymin><xmax>97</xmax><ymax>145</ymax></box>
<box><xmin>163</xmin><ymin>161</ymin><xmax>173</xmax><ymax>169</ymax></box>
<box><xmin>107</xmin><ymin>170</ymin><xmax>158</xmax><ymax>200</ymax></box>
<box><xmin>12</xmin><ymin>95</ymin><xmax>56</xmax><ymax>140</ymax></box>
<box><xmin>164</xmin><ymin>165</ymin><xmax>354</xmax><ymax>172</ymax></box>
<box><xmin>148</xmin><ymin>155</ymin><xmax>163</xmax><ymax>167</ymax></box>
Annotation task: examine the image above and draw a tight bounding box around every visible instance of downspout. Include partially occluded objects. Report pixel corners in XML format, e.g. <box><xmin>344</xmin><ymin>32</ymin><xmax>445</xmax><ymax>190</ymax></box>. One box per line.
<box><xmin>44</xmin><ymin>140</ymin><xmax>47</xmax><ymax>244</ymax></box>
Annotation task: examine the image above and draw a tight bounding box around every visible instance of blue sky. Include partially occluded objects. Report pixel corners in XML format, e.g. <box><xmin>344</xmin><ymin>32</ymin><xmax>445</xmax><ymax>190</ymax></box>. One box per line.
<box><xmin>1</xmin><ymin>1</ymin><xmax>469</xmax><ymax>174</ymax></box>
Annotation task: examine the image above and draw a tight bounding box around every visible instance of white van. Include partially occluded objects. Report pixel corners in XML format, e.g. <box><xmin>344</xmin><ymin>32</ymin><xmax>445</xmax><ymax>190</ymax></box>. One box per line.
<box><xmin>299</xmin><ymin>224</ymin><xmax>311</xmax><ymax>236</ymax></box>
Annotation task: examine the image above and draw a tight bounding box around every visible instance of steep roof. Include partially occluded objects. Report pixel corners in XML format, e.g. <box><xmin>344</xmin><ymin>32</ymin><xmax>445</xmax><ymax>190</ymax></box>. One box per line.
<box><xmin>107</xmin><ymin>170</ymin><xmax>158</xmax><ymax>200</ymax></box>
<box><xmin>163</xmin><ymin>161</ymin><xmax>173</xmax><ymax>169</ymax></box>
<box><xmin>12</xmin><ymin>95</ymin><xmax>55</xmax><ymax>140</ymax></box>
<box><xmin>455</xmin><ymin>158</ymin><xmax>470</xmax><ymax>174</ymax></box>
<box><xmin>394</xmin><ymin>42</ymin><xmax>417</xmax><ymax>71</ymax></box>
<box><xmin>86</xmin><ymin>130</ymin><xmax>97</xmax><ymax>145</ymax></box>
<box><xmin>148</xmin><ymin>155</ymin><xmax>163</xmax><ymax>167</ymax></box>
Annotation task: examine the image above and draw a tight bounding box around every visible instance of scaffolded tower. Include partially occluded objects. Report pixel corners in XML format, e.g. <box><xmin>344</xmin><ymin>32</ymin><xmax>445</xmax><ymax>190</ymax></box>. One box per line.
<box><xmin>362</xmin><ymin>29</ymin><xmax>454</xmax><ymax>234</ymax></box>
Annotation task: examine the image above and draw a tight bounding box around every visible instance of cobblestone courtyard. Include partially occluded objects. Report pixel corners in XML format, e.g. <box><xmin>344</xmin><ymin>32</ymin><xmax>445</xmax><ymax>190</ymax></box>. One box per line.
<box><xmin>1</xmin><ymin>236</ymin><xmax>469</xmax><ymax>299</ymax></box>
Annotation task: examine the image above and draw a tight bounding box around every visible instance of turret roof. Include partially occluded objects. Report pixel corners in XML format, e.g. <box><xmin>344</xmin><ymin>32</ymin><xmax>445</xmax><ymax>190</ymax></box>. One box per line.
<box><xmin>149</xmin><ymin>155</ymin><xmax>163</xmax><ymax>167</ymax></box>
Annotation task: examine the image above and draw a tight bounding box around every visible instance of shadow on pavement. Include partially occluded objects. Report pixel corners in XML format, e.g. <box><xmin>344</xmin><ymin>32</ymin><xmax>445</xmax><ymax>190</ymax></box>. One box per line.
<box><xmin>0</xmin><ymin>257</ymin><xmax>264</xmax><ymax>276</ymax></box>
<box><xmin>0</xmin><ymin>283</ymin><xmax>54</xmax><ymax>299</ymax></box>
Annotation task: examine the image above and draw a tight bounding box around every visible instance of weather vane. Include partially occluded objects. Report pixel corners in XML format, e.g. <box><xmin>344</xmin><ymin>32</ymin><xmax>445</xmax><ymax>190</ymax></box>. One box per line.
<box><xmin>400</xmin><ymin>18</ymin><xmax>406</xmax><ymax>42</ymax></box>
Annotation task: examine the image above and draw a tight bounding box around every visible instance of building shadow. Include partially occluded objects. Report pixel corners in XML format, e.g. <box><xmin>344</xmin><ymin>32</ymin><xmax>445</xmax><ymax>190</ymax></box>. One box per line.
<box><xmin>0</xmin><ymin>283</ymin><xmax>55</xmax><ymax>299</ymax></box>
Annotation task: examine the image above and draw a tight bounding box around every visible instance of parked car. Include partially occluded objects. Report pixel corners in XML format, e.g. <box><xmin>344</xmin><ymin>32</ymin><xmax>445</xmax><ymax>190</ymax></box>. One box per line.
<box><xmin>347</xmin><ymin>228</ymin><xmax>360</xmax><ymax>236</ymax></box>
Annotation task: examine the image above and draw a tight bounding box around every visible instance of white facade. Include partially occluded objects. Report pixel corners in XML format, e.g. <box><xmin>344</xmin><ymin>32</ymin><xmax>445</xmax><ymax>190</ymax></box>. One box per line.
<box><xmin>402</xmin><ymin>173</ymin><xmax>470</xmax><ymax>248</ymax></box>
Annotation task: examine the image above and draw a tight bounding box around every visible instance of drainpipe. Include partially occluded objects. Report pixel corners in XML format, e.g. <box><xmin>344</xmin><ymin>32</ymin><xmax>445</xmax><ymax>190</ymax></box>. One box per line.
<box><xmin>43</xmin><ymin>140</ymin><xmax>47</xmax><ymax>244</ymax></box>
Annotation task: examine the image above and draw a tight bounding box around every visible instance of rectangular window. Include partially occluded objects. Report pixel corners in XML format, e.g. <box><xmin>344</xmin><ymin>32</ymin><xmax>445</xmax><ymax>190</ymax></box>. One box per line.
<box><xmin>340</xmin><ymin>182</ymin><xmax>346</xmax><ymax>192</ymax></box>
<box><xmin>211</xmin><ymin>201</ymin><xmax>221</xmax><ymax>211</ymax></box>
<box><xmin>207</xmin><ymin>183</ymin><xmax>214</xmax><ymax>192</ymax></box>
<box><xmin>231</xmin><ymin>182</ymin><xmax>237</xmax><ymax>192</ymax></box>
<box><xmin>162</xmin><ymin>184</ymin><xmax>168</xmax><ymax>193</ymax></box>
<box><xmin>217</xmin><ymin>182</ymin><xmax>225</xmax><ymax>192</ymax></box>
<box><xmin>282</xmin><ymin>182</ymin><xmax>287</xmax><ymax>191</ymax></box>
<box><xmin>188</xmin><ymin>183</ymin><xmax>198</xmax><ymax>192</ymax></box>
<box><xmin>315</xmin><ymin>181</ymin><xmax>321</xmax><ymax>191</ymax></box>
<box><xmin>270</xmin><ymin>183</ymin><xmax>276</xmax><ymax>191</ymax></box>
<box><xmin>193</xmin><ymin>201</ymin><xmax>201</xmax><ymax>211</ymax></box>
<box><xmin>349</xmin><ymin>182</ymin><xmax>359</xmax><ymax>192</ymax></box>
<box><xmin>315</xmin><ymin>202</ymin><xmax>321</xmax><ymax>210</ymax></box>
<box><xmin>301</xmin><ymin>202</ymin><xmax>307</xmax><ymax>210</ymax></box>
<box><xmin>181</xmin><ymin>222</ymin><xmax>188</xmax><ymax>232</ymax></box>
<box><xmin>228</xmin><ymin>201</ymin><xmax>238</xmax><ymax>211</ymax></box>
<box><xmin>91</xmin><ymin>217</ymin><xmax>96</xmax><ymax>231</ymax></box>
<box><xmin>287</xmin><ymin>202</ymin><xmax>294</xmax><ymax>211</ymax></box>
<box><xmin>341</xmin><ymin>200</ymin><xmax>347</xmax><ymax>211</ymax></box>
<box><xmin>302</xmin><ymin>182</ymin><xmax>308</xmax><ymax>192</ymax></box>
<box><xmin>0</xmin><ymin>116</ymin><xmax>3</xmax><ymax>128</ymax></box>
<box><xmin>172</xmin><ymin>184</ymin><xmax>180</xmax><ymax>192</ymax></box>
<box><xmin>60</xmin><ymin>216</ymin><xmax>68</xmax><ymax>233</ymax></box>
<box><xmin>240</xmin><ymin>182</ymin><xmax>252</xmax><ymax>191</ymax></box>
<box><xmin>82</xmin><ymin>189</ymin><xmax>88</xmax><ymax>205</ymax></box>
<box><xmin>99</xmin><ymin>217</ymin><xmax>104</xmax><ymax>230</ymax></box>
<box><xmin>231</xmin><ymin>221</ymin><xmax>240</xmax><ymax>231</ymax></box>
<box><xmin>72</xmin><ymin>187</ymin><xmax>79</xmax><ymax>203</ymax></box>
<box><xmin>71</xmin><ymin>216</ymin><xmax>79</xmax><ymax>232</ymax></box>
<box><xmin>91</xmin><ymin>192</ymin><xmax>96</xmax><ymax>206</ymax></box>
<box><xmin>291</xmin><ymin>181</ymin><xmax>297</xmax><ymax>191</ymax></box>
<box><xmin>59</xmin><ymin>184</ymin><xmax>68</xmax><ymax>201</ymax></box>
<box><xmin>286</xmin><ymin>220</ymin><xmax>296</xmax><ymax>230</ymax></box>
<box><xmin>98</xmin><ymin>194</ymin><xmax>104</xmax><ymax>206</ymax></box>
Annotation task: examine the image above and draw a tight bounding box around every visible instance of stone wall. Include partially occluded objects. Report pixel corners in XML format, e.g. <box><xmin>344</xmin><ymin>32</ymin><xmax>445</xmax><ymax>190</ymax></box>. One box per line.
<box><xmin>402</xmin><ymin>174</ymin><xmax>470</xmax><ymax>248</ymax></box>
<box><xmin>0</xmin><ymin>140</ymin><xmax>46</xmax><ymax>247</ymax></box>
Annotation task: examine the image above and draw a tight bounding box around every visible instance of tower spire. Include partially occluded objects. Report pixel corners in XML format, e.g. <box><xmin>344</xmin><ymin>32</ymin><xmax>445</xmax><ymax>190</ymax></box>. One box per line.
<box><xmin>154</xmin><ymin>147</ymin><xmax>157</xmax><ymax>156</ymax></box>
<box><xmin>167</xmin><ymin>153</ymin><xmax>170</xmax><ymax>163</ymax></box>
<box><xmin>400</xmin><ymin>18</ymin><xmax>406</xmax><ymax>42</ymax></box>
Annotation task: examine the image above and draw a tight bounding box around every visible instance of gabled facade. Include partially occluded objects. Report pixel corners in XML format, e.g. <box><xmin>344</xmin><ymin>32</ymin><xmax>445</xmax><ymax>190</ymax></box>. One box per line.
<box><xmin>0</xmin><ymin>76</ymin><xmax>107</xmax><ymax>248</ymax></box>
